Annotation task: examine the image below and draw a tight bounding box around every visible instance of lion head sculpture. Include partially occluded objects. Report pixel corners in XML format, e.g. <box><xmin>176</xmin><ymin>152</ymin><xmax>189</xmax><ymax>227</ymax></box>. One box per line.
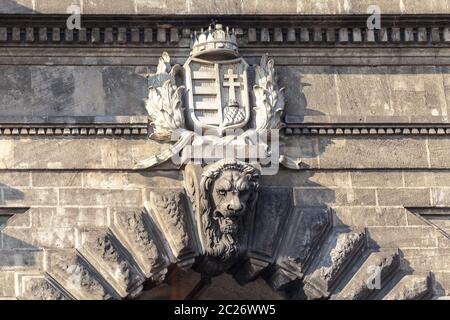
<box><xmin>199</xmin><ymin>159</ymin><xmax>260</xmax><ymax>262</ymax></box>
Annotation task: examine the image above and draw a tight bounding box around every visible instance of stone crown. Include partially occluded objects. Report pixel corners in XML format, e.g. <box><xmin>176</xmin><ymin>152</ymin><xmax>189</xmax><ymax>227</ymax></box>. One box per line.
<box><xmin>191</xmin><ymin>23</ymin><xmax>239</xmax><ymax>59</ymax></box>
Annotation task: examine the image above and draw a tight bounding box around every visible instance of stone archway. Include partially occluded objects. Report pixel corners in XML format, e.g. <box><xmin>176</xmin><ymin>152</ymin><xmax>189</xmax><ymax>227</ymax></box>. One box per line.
<box><xmin>1</xmin><ymin>160</ymin><xmax>433</xmax><ymax>300</ymax></box>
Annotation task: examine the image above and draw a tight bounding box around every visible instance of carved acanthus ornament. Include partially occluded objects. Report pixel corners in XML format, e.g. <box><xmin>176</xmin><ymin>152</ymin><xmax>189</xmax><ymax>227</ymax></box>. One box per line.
<box><xmin>253</xmin><ymin>54</ymin><xmax>286</xmax><ymax>132</ymax></box>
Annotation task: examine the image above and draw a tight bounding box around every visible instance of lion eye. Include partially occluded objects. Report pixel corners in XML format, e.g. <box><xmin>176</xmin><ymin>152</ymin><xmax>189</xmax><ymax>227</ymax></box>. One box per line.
<box><xmin>240</xmin><ymin>189</ymin><xmax>249</xmax><ymax>195</ymax></box>
<box><xmin>218</xmin><ymin>190</ymin><xmax>226</xmax><ymax>196</ymax></box>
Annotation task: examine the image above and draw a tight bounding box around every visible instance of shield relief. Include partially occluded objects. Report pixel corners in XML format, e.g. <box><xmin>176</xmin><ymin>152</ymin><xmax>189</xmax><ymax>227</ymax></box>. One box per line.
<box><xmin>184</xmin><ymin>57</ymin><xmax>250</xmax><ymax>135</ymax></box>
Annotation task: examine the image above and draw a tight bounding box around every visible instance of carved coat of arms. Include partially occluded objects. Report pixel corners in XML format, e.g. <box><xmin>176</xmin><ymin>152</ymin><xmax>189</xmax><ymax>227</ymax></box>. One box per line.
<box><xmin>184</xmin><ymin>53</ymin><xmax>250</xmax><ymax>134</ymax></box>
<box><xmin>136</xmin><ymin>23</ymin><xmax>300</xmax><ymax>171</ymax></box>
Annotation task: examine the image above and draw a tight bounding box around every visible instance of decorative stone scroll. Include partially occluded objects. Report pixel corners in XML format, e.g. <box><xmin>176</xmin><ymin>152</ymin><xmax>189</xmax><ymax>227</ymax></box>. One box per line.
<box><xmin>109</xmin><ymin>207</ymin><xmax>169</xmax><ymax>282</ymax></box>
<box><xmin>46</xmin><ymin>250</ymin><xmax>118</xmax><ymax>300</ymax></box>
<box><xmin>75</xmin><ymin>229</ymin><xmax>145</xmax><ymax>298</ymax></box>
<box><xmin>147</xmin><ymin>190</ymin><xmax>199</xmax><ymax>269</ymax></box>
<box><xmin>15</xmin><ymin>273</ymin><xmax>70</xmax><ymax>300</ymax></box>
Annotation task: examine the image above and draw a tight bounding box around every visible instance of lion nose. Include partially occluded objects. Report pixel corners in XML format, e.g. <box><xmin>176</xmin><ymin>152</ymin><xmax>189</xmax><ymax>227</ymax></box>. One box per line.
<box><xmin>227</xmin><ymin>198</ymin><xmax>243</xmax><ymax>212</ymax></box>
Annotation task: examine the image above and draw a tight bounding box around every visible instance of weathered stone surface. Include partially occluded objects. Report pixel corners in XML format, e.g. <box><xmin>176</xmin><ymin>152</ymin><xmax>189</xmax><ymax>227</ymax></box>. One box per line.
<box><xmin>377</xmin><ymin>188</ymin><xmax>431</xmax><ymax>207</ymax></box>
<box><xmin>31</xmin><ymin>172</ymin><xmax>82</xmax><ymax>187</ymax></box>
<box><xmin>350</xmin><ymin>171</ymin><xmax>403</xmax><ymax>188</ymax></box>
<box><xmin>332</xmin><ymin>250</ymin><xmax>401</xmax><ymax>300</ymax></box>
<box><xmin>0</xmin><ymin>249</ymin><xmax>43</xmax><ymax>271</ymax></box>
<box><xmin>3</xmin><ymin>227</ymin><xmax>75</xmax><ymax>249</ymax></box>
<box><xmin>294</xmin><ymin>187</ymin><xmax>376</xmax><ymax>207</ymax></box>
<box><xmin>1</xmin><ymin>187</ymin><xmax>57</xmax><ymax>206</ymax></box>
<box><xmin>147</xmin><ymin>190</ymin><xmax>198</xmax><ymax>269</ymax></box>
<box><xmin>0</xmin><ymin>271</ymin><xmax>15</xmax><ymax>297</ymax></box>
<box><xmin>15</xmin><ymin>274</ymin><xmax>71</xmax><ymax>300</ymax></box>
<box><xmin>83</xmin><ymin>171</ymin><xmax>182</xmax><ymax>188</ymax></box>
<box><xmin>303</xmin><ymin>228</ymin><xmax>366</xmax><ymax>299</ymax></box>
<box><xmin>31</xmin><ymin>207</ymin><xmax>108</xmax><ymax>228</ymax></box>
<box><xmin>247</xmin><ymin>188</ymin><xmax>292</xmax><ymax>262</ymax></box>
<box><xmin>2</xmin><ymin>65</ymin><xmax>449</xmax><ymax>119</ymax></box>
<box><xmin>1</xmin><ymin>0</ymin><xmax>449</xmax><ymax>14</ymax></box>
<box><xmin>59</xmin><ymin>188</ymin><xmax>142</xmax><ymax>206</ymax></box>
<box><xmin>271</xmin><ymin>208</ymin><xmax>331</xmax><ymax>290</ymax></box>
<box><xmin>333</xmin><ymin>207</ymin><xmax>408</xmax><ymax>228</ymax></box>
<box><xmin>76</xmin><ymin>228</ymin><xmax>145</xmax><ymax>298</ymax></box>
<box><xmin>383</xmin><ymin>274</ymin><xmax>431</xmax><ymax>300</ymax></box>
<box><xmin>0</xmin><ymin>66</ymin><xmax>146</xmax><ymax>117</ymax></box>
<box><xmin>0</xmin><ymin>138</ymin><xmax>170</xmax><ymax>170</ymax></box>
<box><xmin>109</xmin><ymin>207</ymin><xmax>169</xmax><ymax>280</ymax></box>
<box><xmin>46</xmin><ymin>250</ymin><xmax>118</xmax><ymax>300</ymax></box>
<box><xmin>1</xmin><ymin>0</ymin><xmax>450</xmax><ymax>301</ymax></box>
<box><xmin>368</xmin><ymin>227</ymin><xmax>437</xmax><ymax>249</ymax></box>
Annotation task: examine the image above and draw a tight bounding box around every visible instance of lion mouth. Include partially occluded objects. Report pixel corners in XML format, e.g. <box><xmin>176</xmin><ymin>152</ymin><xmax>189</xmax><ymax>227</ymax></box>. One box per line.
<box><xmin>213</xmin><ymin>211</ymin><xmax>239</xmax><ymax>234</ymax></box>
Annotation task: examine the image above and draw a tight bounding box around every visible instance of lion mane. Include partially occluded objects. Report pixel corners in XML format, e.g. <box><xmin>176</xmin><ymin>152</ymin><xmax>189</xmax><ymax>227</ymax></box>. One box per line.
<box><xmin>199</xmin><ymin>159</ymin><xmax>260</xmax><ymax>261</ymax></box>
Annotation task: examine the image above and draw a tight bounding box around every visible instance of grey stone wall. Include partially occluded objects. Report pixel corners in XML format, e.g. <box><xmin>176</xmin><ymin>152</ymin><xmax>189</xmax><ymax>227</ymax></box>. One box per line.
<box><xmin>1</xmin><ymin>0</ymin><xmax>450</xmax><ymax>300</ymax></box>
<box><xmin>2</xmin><ymin>0</ymin><xmax>450</xmax><ymax>14</ymax></box>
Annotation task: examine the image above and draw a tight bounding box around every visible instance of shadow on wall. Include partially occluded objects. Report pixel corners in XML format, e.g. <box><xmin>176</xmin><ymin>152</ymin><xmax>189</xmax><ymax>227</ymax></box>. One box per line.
<box><xmin>0</xmin><ymin>183</ymin><xmax>39</xmax><ymax>268</ymax></box>
<box><xmin>0</xmin><ymin>0</ymin><xmax>35</xmax><ymax>13</ymax></box>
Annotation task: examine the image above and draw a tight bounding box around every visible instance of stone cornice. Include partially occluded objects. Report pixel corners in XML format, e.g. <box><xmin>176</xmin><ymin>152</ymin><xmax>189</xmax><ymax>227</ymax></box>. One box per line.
<box><xmin>285</xmin><ymin>115</ymin><xmax>450</xmax><ymax>136</ymax></box>
<box><xmin>2</xmin><ymin>115</ymin><xmax>450</xmax><ymax>136</ymax></box>
<box><xmin>0</xmin><ymin>15</ymin><xmax>450</xmax><ymax>48</ymax></box>
<box><xmin>0</xmin><ymin>116</ymin><xmax>148</xmax><ymax>136</ymax></box>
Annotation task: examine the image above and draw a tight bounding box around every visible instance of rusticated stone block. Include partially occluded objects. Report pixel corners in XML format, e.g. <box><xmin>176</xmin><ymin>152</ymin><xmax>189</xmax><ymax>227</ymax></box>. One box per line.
<box><xmin>431</xmin><ymin>188</ymin><xmax>450</xmax><ymax>206</ymax></box>
<box><xmin>334</xmin><ymin>207</ymin><xmax>408</xmax><ymax>228</ymax></box>
<box><xmin>1</xmin><ymin>187</ymin><xmax>57</xmax><ymax>206</ymax></box>
<box><xmin>3</xmin><ymin>227</ymin><xmax>75</xmax><ymax>249</ymax></box>
<box><xmin>59</xmin><ymin>188</ymin><xmax>141</xmax><ymax>206</ymax></box>
<box><xmin>0</xmin><ymin>172</ymin><xmax>30</xmax><ymax>187</ymax></box>
<box><xmin>0</xmin><ymin>271</ymin><xmax>15</xmax><ymax>297</ymax></box>
<box><xmin>367</xmin><ymin>227</ymin><xmax>437</xmax><ymax>249</ymax></box>
<box><xmin>0</xmin><ymin>249</ymin><xmax>43</xmax><ymax>271</ymax></box>
<box><xmin>31</xmin><ymin>207</ymin><xmax>108</xmax><ymax>228</ymax></box>
<box><xmin>350</xmin><ymin>171</ymin><xmax>403</xmax><ymax>187</ymax></box>
<box><xmin>31</xmin><ymin>172</ymin><xmax>82</xmax><ymax>187</ymax></box>
<box><xmin>83</xmin><ymin>171</ymin><xmax>182</xmax><ymax>189</ymax></box>
<box><xmin>314</xmin><ymin>137</ymin><xmax>430</xmax><ymax>169</ymax></box>
<box><xmin>294</xmin><ymin>188</ymin><xmax>376</xmax><ymax>207</ymax></box>
<box><xmin>377</xmin><ymin>188</ymin><xmax>431</xmax><ymax>206</ymax></box>
<box><xmin>262</xmin><ymin>170</ymin><xmax>350</xmax><ymax>188</ymax></box>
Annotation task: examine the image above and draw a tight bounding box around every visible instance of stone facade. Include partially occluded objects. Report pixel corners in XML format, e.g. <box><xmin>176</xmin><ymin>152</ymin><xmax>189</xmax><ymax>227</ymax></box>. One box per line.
<box><xmin>1</xmin><ymin>0</ymin><xmax>450</xmax><ymax>300</ymax></box>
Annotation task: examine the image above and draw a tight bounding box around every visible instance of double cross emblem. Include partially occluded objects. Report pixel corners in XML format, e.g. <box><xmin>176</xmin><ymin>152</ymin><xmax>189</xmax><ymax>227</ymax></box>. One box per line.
<box><xmin>223</xmin><ymin>69</ymin><xmax>241</xmax><ymax>105</ymax></box>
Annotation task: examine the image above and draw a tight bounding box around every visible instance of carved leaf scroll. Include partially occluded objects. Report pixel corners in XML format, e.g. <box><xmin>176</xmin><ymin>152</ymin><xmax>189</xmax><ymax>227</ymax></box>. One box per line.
<box><xmin>145</xmin><ymin>52</ymin><xmax>186</xmax><ymax>141</ymax></box>
<box><xmin>253</xmin><ymin>54</ymin><xmax>286</xmax><ymax>132</ymax></box>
